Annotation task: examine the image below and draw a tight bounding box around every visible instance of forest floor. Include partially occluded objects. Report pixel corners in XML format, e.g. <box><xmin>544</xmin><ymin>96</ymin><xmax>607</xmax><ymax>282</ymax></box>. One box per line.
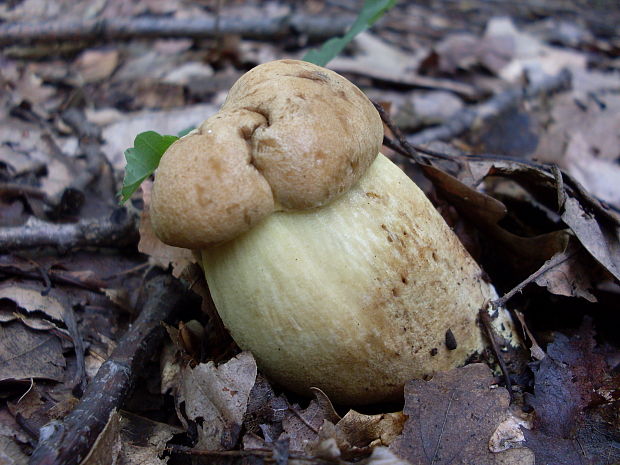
<box><xmin>1</xmin><ymin>1</ymin><xmax>619</xmax><ymax>464</ymax></box>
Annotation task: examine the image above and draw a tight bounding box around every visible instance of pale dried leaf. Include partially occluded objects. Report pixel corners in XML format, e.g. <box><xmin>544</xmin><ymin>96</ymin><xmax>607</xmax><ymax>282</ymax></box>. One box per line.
<box><xmin>0</xmin><ymin>435</ymin><xmax>29</xmax><ymax>465</ymax></box>
<box><xmin>81</xmin><ymin>410</ymin><xmax>122</xmax><ymax>465</ymax></box>
<box><xmin>330</xmin><ymin>32</ymin><xmax>424</xmax><ymax>83</ymax></box>
<box><xmin>0</xmin><ymin>282</ymin><xmax>66</xmax><ymax>323</ymax></box>
<box><xmin>101</xmin><ymin>103</ymin><xmax>217</xmax><ymax>168</ymax></box>
<box><xmin>489</xmin><ymin>413</ymin><xmax>529</xmax><ymax>453</ymax></box>
<box><xmin>337</xmin><ymin>410</ymin><xmax>406</xmax><ymax>448</ymax></box>
<box><xmin>484</xmin><ymin>17</ymin><xmax>586</xmax><ymax>82</ymax></box>
<box><xmin>119</xmin><ymin>412</ymin><xmax>183</xmax><ymax>465</ymax></box>
<box><xmin>533</xmin><ymin>241</ymin><xmax>597</xmax><ymax>302</ymax></box>
<box><xmin>564</xmin><ymin>131</ymin><xmax>620</xmax><ymax>208</ymax></box>
<box><xmin>179</xmin><ymin>351</ymin><xmax>257</xmax><ymax>450</ymax></box>
<box><xmin>362</xmin><ymin>447</ymin><xmax>412</xmax><ymax>465</ymax></box>
<box><xmin>74</xmin><ymin>49</ymin><xmax>119</xmax><ymax>84</ymax></box>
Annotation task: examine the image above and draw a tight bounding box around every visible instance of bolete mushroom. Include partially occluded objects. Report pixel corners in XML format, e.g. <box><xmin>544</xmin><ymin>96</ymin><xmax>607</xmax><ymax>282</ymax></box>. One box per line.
<box><xmin>150</xmin><ymin>59</ymin><xmax>517</xmax><ymax>405</ymax></box>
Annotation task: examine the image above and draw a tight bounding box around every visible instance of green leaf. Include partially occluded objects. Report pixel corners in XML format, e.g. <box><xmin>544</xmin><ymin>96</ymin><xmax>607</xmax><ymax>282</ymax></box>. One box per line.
<box><xmin>119</xmin><ymin>131</ymin><xmax>178</xmax><ymax>204</ymax></box>
<box><xmin>302</xmin><ymin>0</ymin><xmax>396</xmax><ymax>67</ymax></box>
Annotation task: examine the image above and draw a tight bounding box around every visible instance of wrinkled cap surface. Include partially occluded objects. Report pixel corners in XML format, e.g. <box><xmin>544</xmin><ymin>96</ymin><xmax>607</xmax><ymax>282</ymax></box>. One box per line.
<box><xmin>150</xmin><ymin>59</ymin><xmax>384</xmax><ymax>249</ymax></box>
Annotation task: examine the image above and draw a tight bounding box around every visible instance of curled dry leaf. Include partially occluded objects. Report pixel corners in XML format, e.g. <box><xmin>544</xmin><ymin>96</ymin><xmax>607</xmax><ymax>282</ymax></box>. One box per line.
<box><xmin>178</xmin><ymin>351</ymin><xmax>257</xmax><ymax>450</ymax></box>
<box><xmin>532</xmin><ymin>239</ymin><xmax>597</xmax><ymax>302</ymax></box>
<box><xmin>421</xmin><ymin>163</ymin><xmax>568</xmax><ymax>274</ymax></box>
<box><xmin>0</xmin><ymin>282</ymin><xmax>66</xmax><ymax>323</ymax></box>
<box><xmin>336</xmin><ymin>410</ymin><xmax>406</xmax><ymax>449</ymax></box>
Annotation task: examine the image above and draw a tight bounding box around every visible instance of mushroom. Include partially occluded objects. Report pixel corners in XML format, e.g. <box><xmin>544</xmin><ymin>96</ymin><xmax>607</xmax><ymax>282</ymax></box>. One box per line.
<box><xmin>150</xmin><ymin>60</ymin><xmax>517</xmax><ymax>405</ymax></box>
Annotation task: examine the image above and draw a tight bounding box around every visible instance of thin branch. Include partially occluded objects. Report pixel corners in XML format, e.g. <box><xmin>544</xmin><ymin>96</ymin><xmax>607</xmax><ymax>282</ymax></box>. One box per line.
<box><xmin>28</xmin><ymin>273</ymin><xmax>188</xmax><ymax>465</ymax></box>
<box><xmin>0</xmin><ymin>14</ymin><xmax>354</xmax><ymax>46</ymax></box>
<box><xmin>407</xmin><ymin>69</ymin><xmax>572</xmax><ymax>146</ymax></box>
<box><xmin>0</xmin><ymin>183</ymin><xmax>47</xmax><ymax>199</ymax></box>
<box><xmin>491</xmin><ymin>249</ymin><xmax>577</xmax><ymax>309</ymax></box>
<box><xmin>0</xmin><ymin>208</ymin><xmax>138</xmax><ymax>252</ymax></box>
<box><xmin>169</xmin><ymin>445</ymin><xmax>327</xmax><ymax>463</ymax></box>
<box><xmin>479</xmin><ymin>308</ymin><xmax>513</xmax><ymax>400</ymax></box>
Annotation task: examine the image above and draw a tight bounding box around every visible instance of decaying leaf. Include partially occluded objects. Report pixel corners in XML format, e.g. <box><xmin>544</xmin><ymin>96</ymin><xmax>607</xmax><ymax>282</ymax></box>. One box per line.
<box><xmin>0</xmin><ymin>435</ymin><xmax>29</xmax><ymax>465</ymax></box>
<box><xmin>524</xmin><ymin>321</ymin><xmax>611</xmax><ymax>465</ymax></box>
<box><xmin>0</xmin><ymin>321</ymin><xmax>65</xmax><ymax>382</ymax></box>
<box><xmin>337</xmin><ymin>409</ymin><xmax>405</xmax><ymax>450</ymax></box>
<box><xmin>561</xmin><ymin>196</ymin><xmax>620</xmax><ymax>282</ymax></box>
<box><xmin>119</xmin><ymin>411</ymin><xmax>183</xmax><ymax>465</ymax></box>
<box><xmin>362</xmin><ymin>447</ymin><xmax>412</xmax><ymax>465</ymax></box>
<box><xmin>178</xmin><ymin>351</ymin><xmax>257</xmax><ymax>450</ymax></box>
<box><xmin>422</xmin><ymin>163</ymin><xmax>568</xmax><ymax>274</ymax></box>
<box><xmin>243</xmin><ymin>374</ymin><xmax>290</xmax><ymax>445</ymax></box>
<box><xmin>80</xmin><ymin>410</ymin><xmax>122</xmax><ymax>465</ymax></box>
<box><xmin>532</xmin><ymin>240</ymin><xmax>597</xmax><ymax>302</ymax></box>
<box><xmin>390</xmin><ymin>364</ymin><xmax>531</xmax><ymax>465</ymax></box>
<box><xmin>281</xmin><ymin>397</ymin><xmax>326</xmax><ymax>453</ymax></box>
<box><xmin>0</xmin><ymin>282</ymin><xmax>66</xmax><ymax>323</ymax></box>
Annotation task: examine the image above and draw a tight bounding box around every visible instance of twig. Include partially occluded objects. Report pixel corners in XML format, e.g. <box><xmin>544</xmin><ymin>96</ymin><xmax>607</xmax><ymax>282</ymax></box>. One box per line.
<box><xmin>0</xmin><ymin>265</ymin><xmax>105</xmax><ymax>293</ymax></box>
<box><xmin>169</xmin><ymin>445</ymin><xmax>324</xmax><ymax>463</ymax></box>
<box><xmin>0</xmin><ymin>183</ymin><xmax>47</xmax><ymax>199</ymax></box>
<box><xmin>0</xmin><ymin>208</ymin><xmax>138</xmax><ymax>252</ymax></box>
<box><xmin>407</xmin><ymin>69</ymin><xmax>572</xmax><ymax>146</ymax></box>
<box><xmin>491</xmin><ymin>249</ymin><xmax>576</xmax><ymax>309</ymax></box>
<box><xmin>479</xmin><ymin>308</ymin><xmax>513</xmax><ymax>400</ymax></box>
<box><xmin>288</xmin><ymin>406</ymin><xmax>320</xmax><ymax>434</ymax></box>
<box><xmin>373</xmin><ymin>102</ymin><xmax>425</xmax><ymax>164</ymax></box>
<box><xmin>28</xmin><ymin>273</ymin><xmax>188</xmax><ymax>465</ymax></box>
<box><xmin>0</xmin><ymin>14</ymin><xmax>354</xmax><ymax>46</ymax></box>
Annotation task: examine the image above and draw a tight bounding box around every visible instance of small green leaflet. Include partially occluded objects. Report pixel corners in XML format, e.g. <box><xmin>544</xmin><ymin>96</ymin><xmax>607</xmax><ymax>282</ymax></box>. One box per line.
<box><xmin>302</xmin><ymin>0</ymin><xmax>396</xmax><ymax>67</ymax></box>
<box><xmin>119</xmin><ymin>131</ymin><xmax>178</xmax><ymax>204</ymax></box>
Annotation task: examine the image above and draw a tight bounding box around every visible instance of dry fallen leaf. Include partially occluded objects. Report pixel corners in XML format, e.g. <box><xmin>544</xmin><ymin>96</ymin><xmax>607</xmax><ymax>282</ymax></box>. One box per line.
<box><xmin>563</xmin><ymin>131</ymin><xmax>620</xmax><ymax>208</ymax></box>
<box><xmin>80</xmin><ymin>410</ymin><xmax>122</xmax><ymax>465</ymax></box>
<box><xmin>178</xmin><ymin>351</ymin><xmax>257</xmax><ymax>450</ymax></box>
<box><xmin>280</xmin><ymin>398</ymin><xmax>326</xmax><ymax>453</ymax></box>
<box><xmin>0</xmin><ymin>434</ymin><xmax>29</xmax><ymax>465</ymax></box>
<box><xmin>74</xmin><ymin>49</ymin><xmax>119</xmax><ymax>84</ymax></box>
<box><xmin>524</xmin><ymin>321</ymin><xmax>610</xmax><ymax>465</ymax></box>
<box><xmin>390</xmin><ymin>364</ymin><xmax>532</xmax><ymax>465</ymax></box>
<box><xmin>0</xmin><ymin>321</ymin><xmax>65</xmax><ymax>382</ymax></box>
<box><xmin>533</xmin><ymin>239</ymin><xmax>597</xmax><ymax>302</ymax></box>
<box><xmin>119</xmin><ymin>411</ymin><xmax>183</xmax><ymax>465</ymax></box>
<box><xmin>0</xmin><ymin>282</ymin><xmax>66</xmax><ymax>323</ymax></box>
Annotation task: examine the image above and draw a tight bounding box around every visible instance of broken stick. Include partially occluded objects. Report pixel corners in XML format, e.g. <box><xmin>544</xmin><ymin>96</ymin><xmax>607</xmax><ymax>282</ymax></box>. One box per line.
<box><xmin>28</xmin><ymin>273</ymin><xmax>188</xmax><ymax>465</ymax></box>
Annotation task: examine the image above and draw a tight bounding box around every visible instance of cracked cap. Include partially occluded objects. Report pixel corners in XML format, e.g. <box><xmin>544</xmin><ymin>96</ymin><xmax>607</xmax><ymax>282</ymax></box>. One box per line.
<box><xmin>150</xmin><ymin>59</ymin><xmax>384</xmax><ymax>249</ymax></box>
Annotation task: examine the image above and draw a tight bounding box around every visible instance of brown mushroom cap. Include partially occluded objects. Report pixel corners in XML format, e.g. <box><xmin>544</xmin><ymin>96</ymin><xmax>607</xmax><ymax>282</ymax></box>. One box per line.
<box><xmin>150</xmin><ymin>59</ymin><xmax>383</xmax><ymax>249</ymax></box>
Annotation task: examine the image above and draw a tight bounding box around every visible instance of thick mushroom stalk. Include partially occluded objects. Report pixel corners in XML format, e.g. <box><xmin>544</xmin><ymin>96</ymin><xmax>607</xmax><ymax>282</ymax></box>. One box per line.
<box><xmin>150</xmin><ymin>60</ymin><xmax>517</xmax><ymax>405</ymax></box>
